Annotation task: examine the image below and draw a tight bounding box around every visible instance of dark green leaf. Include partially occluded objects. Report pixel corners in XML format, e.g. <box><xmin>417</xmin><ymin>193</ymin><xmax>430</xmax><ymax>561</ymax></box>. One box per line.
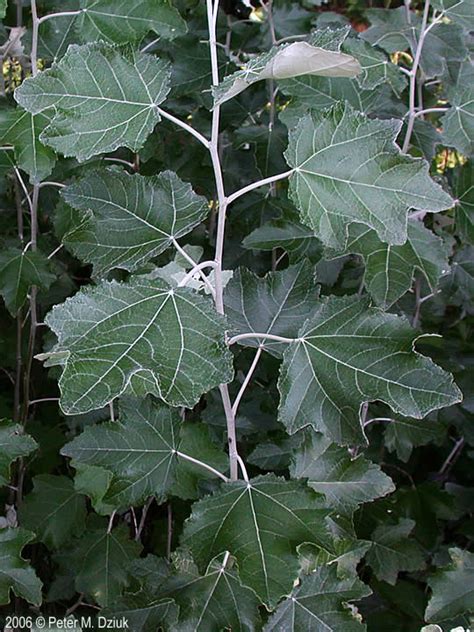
<box><xmin>225</xmin><ymin>261</ymin><xmax>319</xmax><ymax>356</ymax></box>
<box><xmin>15</xmin><ymin>43</ymin><xmax>171</xmax><ymax>161</ymax></box>
<box><xmin>454</xmin><ymin>160</ymin><xmax>474</xmax><ymax>244</ymax></box>
<box><xmin>41</xmin><ymin>277</ymin><xmax>233</xmax><ymax>414</ymax></box>
<box><xmin>77</xmin><ymin>0</ymin><xmax>186</xmax><ymax>45</ymax></box>
<box><xmin>384</xmin><ymin>416</ymin><xmax>447</xmax><ymax>462</ymax></box>
<box><xmin>182</xmin><ymin>474</ymin><xmax>334</xmax><ymax>608</ymax></box>
<box><xmin>426</xmin><ymin>548</ymin><xmax>474</xmax><ymax>622</ymax></box>
<box><xmin>264</xmin><ymin>564</ymin><xmax>371</xmax><ymax>631</ymax></box>
<box><xmin>291</xmin><ymin>431</ymin><xmax>395</xmax><ymax>514</ymax></box>
<box><xmin>278</xmin><ymin>295</ymin><xmax>461</xmax><ymax>445</ymax></box>
<box><xmin>0</xmin><ymin>420</ymin><xmax>37</xmax><ymax>486</ymax></box>
<box><xmin>366</xmin><ymin>518</ymin><xmax>426</xmax><ymax>585</ymax></box>
<box><xmin>60</xmin><ymin>168</ymin><xmax>208</xmax><ymax>276</ymax></box>
<box><xmin>0</xmin><ymin>528</ymin><xmax>43</xmax><ymax>606</ymax></box>
<box><xmin>0</xmin><ymin>247</ymin><xmax>55</xmax><ymax>316</ymax></box>
<box><xmin>284</xmin><ymin>103</ymin><xmax>453</xmax><ymax>249</ymax></box>
<box><xmin>18</xmin><ymin>474</ymin><xmax>87</xmax><ymax>549</ymax></box>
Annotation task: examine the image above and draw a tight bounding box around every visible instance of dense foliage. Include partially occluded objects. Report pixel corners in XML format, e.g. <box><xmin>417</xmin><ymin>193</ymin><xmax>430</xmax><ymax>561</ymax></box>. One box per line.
<box><xmin>0</xmin><ymin>0</ymin><xmax>473</xmax><ymax>630</ymax></box>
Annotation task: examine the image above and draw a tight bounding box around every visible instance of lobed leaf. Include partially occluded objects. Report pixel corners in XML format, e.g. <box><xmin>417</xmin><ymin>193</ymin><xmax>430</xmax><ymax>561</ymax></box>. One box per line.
<box><xmin>60</xmin><ymin>168</ymin><xmax>208</xmax><ymax>276</ymax></box>
<box><xmin>77</xmin><ymin>0</ymin><xmax>186</xmax><ymax>45</ymax></box>
<box><xmin>0</xmin><ymin>420</ymin><xmax>37</xmax><ymax>486</ymax></box>
<box><xmin>284</xmin><ymin>103</ymin><xmax>453</xmax><ymax>250</ymax></box>
<box><xmin>0</xmin><ymin>528</ymin><xmax>43</xmax><ymax>606</ymax></box>
<box><xmin>278</xmin><ymin>295</ymin><xmax>462</xmax><ymax>445</ymax></box>
<box><xmin>42</xmin><ymin>277</ymin><xmax>234</xmax><ymax>414</ymax></box>
<box><xmin>182</xmin><ymin>474</ymin><xmax>334</xmax><ymax>608</ymax></box>
<box><xmin>15</xmin><ymin>43</ymin><xmax>171</xmax><ymax>161</ymax></box>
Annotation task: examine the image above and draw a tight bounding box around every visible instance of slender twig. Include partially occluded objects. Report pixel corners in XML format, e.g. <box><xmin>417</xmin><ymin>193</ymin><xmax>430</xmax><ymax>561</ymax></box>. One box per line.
<box><xmin>172</xmin><ymin>239</ymin><xmax>216</xmax><ymax>295</ymax></box>
<box><xmin>129</xmin><ymin>507</ymin><xmax>138</xmax><ymax>538</ymax></box>
<box><xmin>177</xmin><ymin>260</ymin><xmax>217</xmax><ymax>289</ymax></box>
<box><xmin>228</xmin><ymin>332</ymin><xmax>296</xmax><ymax>346</ymax></box>
<box><xmin>232</xmin><ymin>346</ymin><xmax>263</xmax><ymax>417</ymax></box>
<box><xmin>157</xmin><ymin>107</ymin><xmax>210</xmax><ymax>149</ymax></box>
<box><xmin>412</xmin><ymin>276</ymin><xmax>422</xmax><ymax>328</ymax></box>
<box><xmin>414</xmin><ymin>107</ymin><xmax>448</xmax><ymax>118</ymax></box>
<box><xmin>47</xmin><ymin>243</ymin><xmax>63</xmax><ymax>260</ymax></box>
<box><xmin>439</xmin><ymin>437</ymin><xmax>465</xmax><ymax>475</ymax></box>
<box><xmin>65</xmin><ymin>593</ymin><xmax>85</xmax><ymax>617</ymax></box>
<box><xmin>205</xmin><ymin>0</ymin><xmax>243</xmax><ymax>481</ymax></box>
<box><xmin>107</xmin><ymin>511</ymin><xmax>116</xmax><ymax>533</ymax></box>
<box><xmin>236</xmin><ymin>454</ymin><xmax>249</xmax><ymax>482</ymax></box>
<box><xmin>30</xmin><ymin>0</ymin><xmax>40</xmax><ymax>77</ymax></box>
<box><xmin>402</xmin><ymin>0</ymin><xmax>440</xmax><ymax>152</ymax></box>
<box><xmin>135</xmin><ymin>497</ymin><xmax>154</xmax><ymax>541</ymax></box>
<box><xmin>141</xmin><ymin>37</ymin><xmax>161</xmax><ymax>53</ymax></box>
<box><xmin>176</xmin><ymin>450</ymin><xmax>229</xmax><ymax>482</ymax></box>
<box><xmin>14</xmin><ymin>167</ymin><xmax>33</xmax><ymax>212</ymax></box>
<box><xmin>39</xmin><ymin>180</ymin><xmax>66</xmax><ymax>189</ymax></box>
<box><xmin>226</xmin><ymin>169</ymin><xmax>294</xmax><ymax>206</ymax></box>
<box><xmin>167</xmin><ymin>503</ymin><xmax>173</xmax><ymax>560</ymax></box>
<box><xmin>37</xmin><ymin>10</ymin><xmax>82</xmax><ymax>25</ymax></box>
<box><xmin>28</xmin><ymin>397</ymin><xmax>60</xmax><ymax>407</ymax></box>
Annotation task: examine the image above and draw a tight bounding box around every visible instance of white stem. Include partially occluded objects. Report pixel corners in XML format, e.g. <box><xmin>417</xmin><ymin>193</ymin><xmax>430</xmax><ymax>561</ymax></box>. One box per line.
<box><xmin>176</xmin><ymin>450</ymin><xmax>229</xmax><ymax>482</ymax></box>
<box><xmin>236</xmin><ymin>454</ymin><xmax>249</xmax><ymax>482</ymax></box>
<box><xmin>47</xmin><ymin>244</ymin><xmax>63</xmax><ymax>260</ymax></box>
<box><xmin>178</xmin><ymin>260</ymin><xmax>217</xmax><ymax>289</ymax></box>
<box><xmin>402</xmin><ymin>0</ymin><xmax>432</xmax><ymax>153</ymax></box>
<box><xmin>172</xmin><ymin>239</ymin><xmax>216</xmax><ymax>296</ymax></box>
<box><xmin>414</xmin><ymin>107</ymin><xmax>448</xmax><ymax>118</ymax></box>
<box><xmin>103</xmin><ymin>157</ymin><xmax>135</xmax><ymax>169</ymax></box>
<box><xmin>14</xmin><ymin>168</ymin><xmax>33</xmax><ymax>212</ymax></box>
<box><xmin>157</xmin><ymin>107</ymin><xmax>210</xmax><ymax>149</ymax></box>
<box><xmin>141</xmin><ymin>37</ymin><xmax>161</xmax><ymax>53</ymax></box>
<box><xmin>226</xmin><ymin>169</ymin><xmax>294</xmax><ymax>206</ymax></box>
<box><xmin>228</xmin><ymin>332</ymin><xmax>296</xmax><ymax>346</ymax></box>
<box><xmin>30</xmin><ymin>0</ymin><xmax>40</xmax><ymax>78</ymax></box>
<box><xmin>232</xmin><ymin>346</ymin><xmax>263</xmax><ymax>417</ymax></box>
<box><xmin>39</xmin><ymin>181</ymin><xmax>66</xmax><ymax>189</ymax></box>
<box><xmin>37</xmin><ymin>10</ymin><xmax>82</xmax><ymax>25</ymax></box>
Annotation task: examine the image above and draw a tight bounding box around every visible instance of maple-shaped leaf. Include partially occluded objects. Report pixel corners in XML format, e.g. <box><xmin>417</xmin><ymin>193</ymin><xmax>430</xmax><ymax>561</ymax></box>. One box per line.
<box><xmin>162</xmin><ymin>552</ymin><xmax>261</xmax><ymax>631</ymax></box>
<box><xmin>0</xmin><ymin>108</ymin><xmax>56</xmax><ymax>183</ymax></box>
<box><xmin>41</xmin><ymin>277</ymin><xmax>233</xmax><ymax>414</ymax></box>
<box><xmin>15</xmin><ymin>43</ymin><xmax>171</xmax><ymax>161</ymax></box>
<box><xmin>62</xmin><ymin>397</ymin><xmax>180</xmax><ymax>508</ymax></box>
<box><xmin>103</xmin><ymin>595</ymin><xmax>178</xmax><ymax>632</ymax></box>
<box><xmin>442</xmin><ymin>80</ymin><xmax>474</xmax><ymax>155</ymax></box>
<box><xmin>64</xmin><ymin>524</ymin><xmax>142</xmax><ymax>607</ymax></box>
<box><xmin>18</xmin><ymin>475</ymin><xmax>87</xmax><ymax>549</ymax></box>
<box><xmin>454</xmin><ymin>160</ymin><xmax>474</xmax><ymax>244</ymax></box>
<box><xmin>59</xmin><ymin>168</ymin><xmax>208</xmax><ymax>276</ymax></box>
<box><xmin>0</xmin><ymin>528</ymin><xmax>43</xmax><ymax>606</ymax></box>
<box><xmin>0</xmin><ymin>247</ymin><xmax>55</xmax><ymax>316</ymax></box>
<box><xmin>340</xmin><ymin>220</ymin><xmax>450</xmax><ymax>308</ymax></box>
<box><xmin>264</xmin><ymin>564</ymin><xmax>371</xmax><ymax>631</ymax></box>
<box><xmin>278</xmin><ymin>295</ymin><xmax>462</xmax><ymax>445</ymax></box>
<box><xmin>182</xmin><ymin>474</ymin><xmax>334</xmax><ymax>608</ymax></box>
<box><xmin>284</xmin><ymin>103</ymin><xmax>453</xmax><ymax>250</ymax></box>
<box><xmin>0</xmin><ymin>420</ymin><xmax>37</xmax><ymax>486</ymax></box>
<box><xmin>383</xmin><ymin>416</ymin><xmax>446</xmax><ymax>462</ymax></box>
<box><xmin>366</xmin><ymin>518</ymin><xmax>426</xmax><ymax>585</ymax></box>
<box><xmin>291</xmin><ymin>431</ymin><xmax>395</xmax><ymax>514</ymax></box>
<box><xmin>224</xmin><ymin>261</ymin><xmax>319</xmax><ymax>356</ymax></box>
<box><xmin>425</xmin><ymin>548</ymin><xmax>474</xmax><ymax>622</ymax></box>
<box><xmin>77</xmin><ymin>0</ymin><xmax>187</xmax><ymax>45</ymax></box>
<box><xmin>213</xmin><ymin>29</ymin><xmax>360</xmax><ymax>106</ymax></box>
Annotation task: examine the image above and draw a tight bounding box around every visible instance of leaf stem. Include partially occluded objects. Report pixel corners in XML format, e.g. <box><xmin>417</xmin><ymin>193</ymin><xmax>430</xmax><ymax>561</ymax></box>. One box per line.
<box><xmin>157</xmin><ymin>107</ymin><xmax>210</xmax><ymax>149</ymax></box>
<box><xmin>402</xmin><ymin>0</ymin><xmax>436</xmax><ymax>152</ymax></box>
<box><xmin>30</xmin><ymin>0</ymin><xmax>39</xmax><ymax>77</ymax></box>
<box><xmin>226</xmin><ymin>169</ymin><xmax>294</xmax><ymax>206</ymax></box>
<box><xmin>176</xmin><ymin>450</ymin><xmax>229</xmax><ymax>482</ymax></box>
<box><xmin>413</xmin><ymin>107</ymin><xmax>448</xmax><ymax>118</ymax></box>
<box><xmin>37</xmin><ymin>10</ymin><xmax>82</xmax><ymax>25</ymax></box>
<box><xmin>228</xmin><ymin>332</ymin><xmax>296</xmax><ymax>346</ymax></box>
<box><xmin>231</xmin><ymin>346</ymin><xmax>263</xmax><ymax>417</ymax></box>
<box><xmin>177</xmin><ymin>260</ymin><xmax>217</xmax><ymax>290</ymax></box>
<box><xmin>172</xmin><ymin>239</ymin><xmax>216</xmax><ymax>295</ymax></box>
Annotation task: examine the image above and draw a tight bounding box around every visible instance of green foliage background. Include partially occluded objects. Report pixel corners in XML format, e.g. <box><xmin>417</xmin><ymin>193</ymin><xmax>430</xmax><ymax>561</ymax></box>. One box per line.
<box><xmin>0</xmin><ymin>0</ymin><xmax>473</xmax><ymax>630</ymax></box>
